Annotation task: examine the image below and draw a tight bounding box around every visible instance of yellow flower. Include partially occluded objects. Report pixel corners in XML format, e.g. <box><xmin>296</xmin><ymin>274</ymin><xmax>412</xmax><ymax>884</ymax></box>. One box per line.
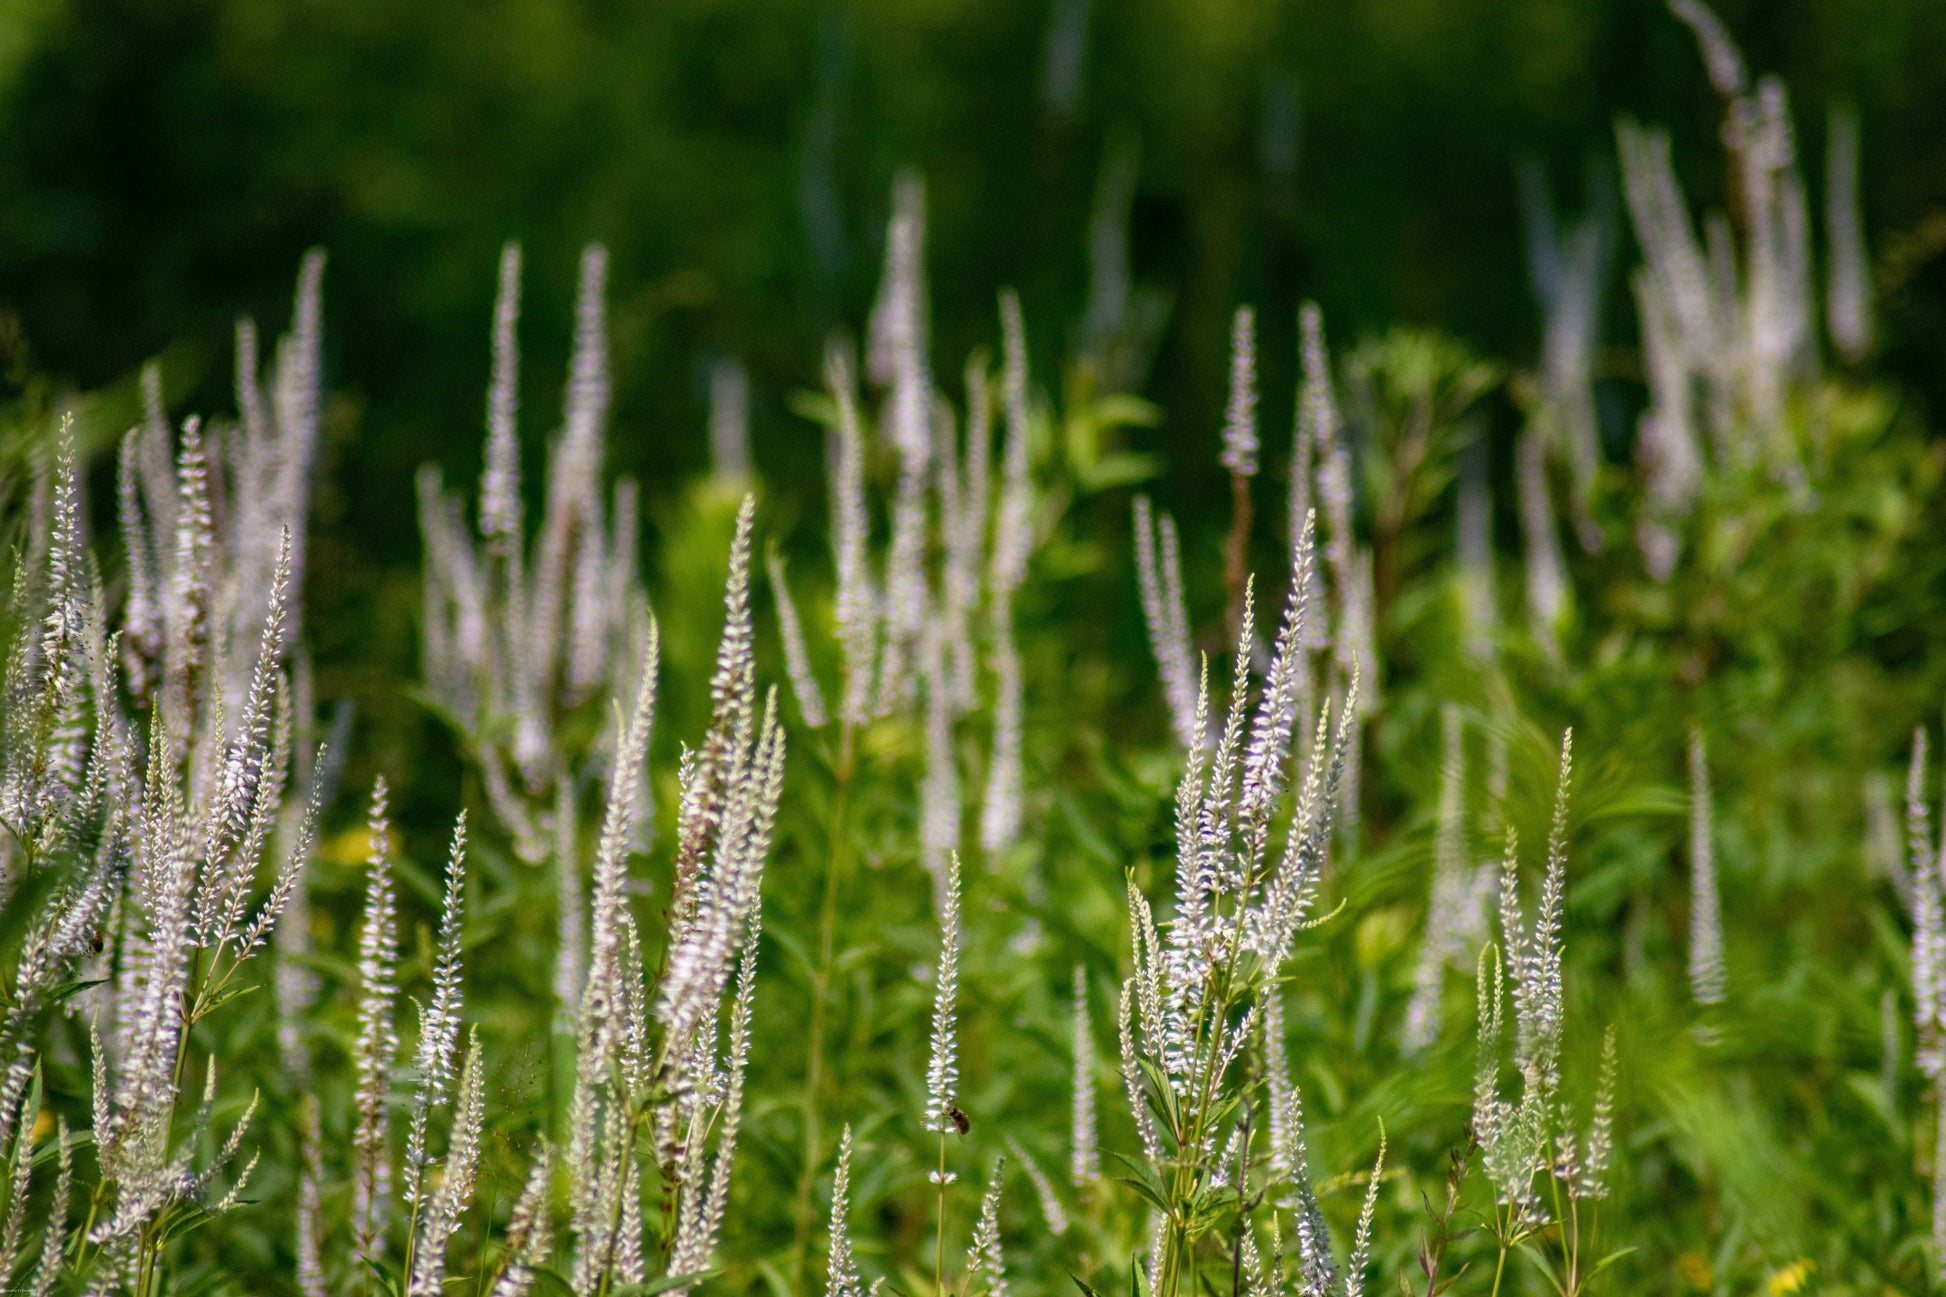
<box><xmin>1767</xmin><ymin>1259</ymin><xmax>1814</xmax><ymax>1295</ymax></box>
<box><xmin>1675</xmin><ymin>1252</ymin><xmax>1712</xmax><ymax>1289</ymax></box>
<box><xmin>322</xmin><ymin>823</ymin><xmax>393</xmax><ymax>867</ymax></box>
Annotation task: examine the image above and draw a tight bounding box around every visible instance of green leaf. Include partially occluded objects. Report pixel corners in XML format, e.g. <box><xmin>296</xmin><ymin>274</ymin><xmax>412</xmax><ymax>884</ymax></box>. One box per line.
<box><xmin>1114</xmin><ymin>1173</ymin><xmax>1170</xmax><ymax>1212</ymax></box>
<box><xmin>1077</xmin><ymin>452</ymin><xmax>1161</xmax><ymax>492</ymax></box>
<box><xmin>766</xmin><ymin>922</ymin><xmax>815</xmax><ymax>980</ymax></box>
<box><xmin>1090</xmin><ymin>395</ymin><xmax>1162</xmax><ymax>429</ymax></box>
<box><xmin>157</xmin><ymin>1200</ymin><xmax>219</xmax><ymax>1245</ymax></box>
<box><xmin>362</xmin><ymin>1258</ymin><xmax>404</xmax><ymax>1297</ymax></box>
<box><xmin>1511</xmin><ymin>1240</ymin><xmax>1565</xmax><ymax>1296</ymax></box>
<box><xmin>198</xmin><ymin>981</ymin><xmax>261</xmax><ymax>1015</ymax></box>
<box><xmin>48</xmin><ymin>976</ymin><xmax>107</xmax><ymax>1005</ymax></box>
<box><xmin>755</xmin><ymin>1258</ymin><xmax>796</xmax><ymax>1297</ymax></box>
<box><xmin>1108</xmin><ymin>1151</ymin><xmax>1171</xmax><ymax>1212</ymax></box>
<box><xmin>1203</xmin><ymin>1093</ymin><xmax>1242</xmax><ymax>1138</ymax></box>
<box><xmin>787</xmin><ymin>390</ymin><xmax>841</xmax><ymax>428</ymax></box>
<box><xmin>1134</xmin><ymin>1055</ymin><xmax>1182</xmax><ymax>1138</ymax></box>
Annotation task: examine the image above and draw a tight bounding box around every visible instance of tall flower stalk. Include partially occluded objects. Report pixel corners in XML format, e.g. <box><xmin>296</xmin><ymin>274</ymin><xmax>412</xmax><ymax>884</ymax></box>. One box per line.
<box><xmin>1119</xmin><ymin>511</ymin><xmax>1365</xmax><ymax>1297</ymax></box>
<box><xmin>419</xmin><ymin>240</ymin><xmax>652</xmax><ymax>874</ymax></box>
<box><xmin>562</xmin><ymin>494</ymin><xmax>785</xmax><ymax>1296</ymax></box>
<box><xmin>925</xmin><ymin>851</ymin><xmax>965</xmax><ymax>1291</ymax></box>
<box><xmin>1403</xmin><ymin>706</ymin><xmax>1491</xmax><ymax>1054</ymax></box>
<box><xmin>1687</xmin><ymin>727</ymin><xmax>1726</xmax><ymax>1008</ymax></box>
<box><xmin>1904</xmin><ymin>728</ymin><xmax>1946</xmax><ymax>1263</ymax></box>
<box><xmin>783</xmin><ymin>214</ymin><xmax>1044</xmax><ymax>1281</ymax></box>
<box><xmin>0</xmin><ymin>250</ymin><xmax>333</xmax><ymax>1294</ymax></box>
<box><xmin>1473</xmin><ymin>734</ymin><xmax>1618</xmax><ymax>1297</ymax></box>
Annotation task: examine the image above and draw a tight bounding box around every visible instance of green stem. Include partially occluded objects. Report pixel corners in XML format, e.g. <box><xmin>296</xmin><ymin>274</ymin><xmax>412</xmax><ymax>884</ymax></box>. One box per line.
<box><xmin>75</xmin><ymin>1187</ymin><xmax>102</xmax><ymax>1270</ymax></box>
<box><xmin>1488</xmin><ymin>1202</ymin><xmax>1513</xmax><ymax>1297</ymax></box>
<box><xmin>1222</xmin><ymin>472</ymin><xmax>1254</xmax><ymax>642</ymax></box>
<box><xmin>1548</xmin><ymin>1167</ymin><xmax>1571</xmax><ymax>1297</ymax></box>
<box><xmin>1567</xmin><ymin>1194</ymin><xmax>1582</xmax><ymax>1296</ymax></box>
<box><xmin>170</xmin><ymin>948</ymin><xmax>205</xmax><ymax>1094</ymax></box>
<box><xmin>402</xmin><ymin>1187</ymin><xmax>423</xmax><ymax>1293</ymax></box>
<box><xmin>935</xmin><ymin>1131</ymin><xmax>949</xmax><ymax>1297</ymax></box>
<box><xmin>593</xmin><ymin>1110</ymin><xmax>644</xmax><ymax>1297</ymax></box>
<box><xmin>1160</xmin><ymin>1215</ymin><xmax>1189</xmax><ymax>1297</ymax></box>
<box><xmin>135</xmin><ymin>945</ymin><xmax>215</xmax><ymax>1296</ymax></box>
<box><xmin>789</xmin><ymin>723</ymin><xmax>856</xmax><ymax>1288</ymax></box>
<box><xmin>1150</xmin><ymin>811</ymin><xmax>1279</xmax><ymax>1297</ymax></box>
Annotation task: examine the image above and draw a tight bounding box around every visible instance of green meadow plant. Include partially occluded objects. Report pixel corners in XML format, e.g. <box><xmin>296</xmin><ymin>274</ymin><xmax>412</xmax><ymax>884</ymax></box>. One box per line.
<box><xmin>0</xmin><ymin>4</ymin><xmax>1940</xmax><ymax>1295</ymax></box>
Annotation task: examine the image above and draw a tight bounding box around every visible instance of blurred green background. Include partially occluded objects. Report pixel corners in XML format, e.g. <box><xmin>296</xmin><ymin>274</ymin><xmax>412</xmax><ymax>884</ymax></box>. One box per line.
<box><xmin>1</xmin><ymin>0</ymin><xmax>1944</xmax><ymax>802</ymax></box>
<box><xmin>1</xmin><ymin>6</ymin><xmax>1945</xmax><ymax>1290</ymax></box>
<box><xmin>4</xmin><ymin>0</ymin><xmax>1945</xmax><ymax>523</ymax></box>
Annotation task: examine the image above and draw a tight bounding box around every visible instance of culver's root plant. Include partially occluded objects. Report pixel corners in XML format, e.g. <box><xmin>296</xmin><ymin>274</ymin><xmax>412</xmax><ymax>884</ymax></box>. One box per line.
<box><xmin>0</xmin><ymin>247</ymin><xmax>332</xmax><ymax>1294</ymax></box>
<box><xmin>0</xmin><ymin>2</ymin><xmax>1938</xmax><ymax>1290</ymax></box>
<box><xmin>1110</xmin><ymin>508</ymin><xmax>1375</xmax><ymax>1297</ymax></box>
<box><xmin>1469</xmin><ymin>734</ymin><xmax>1620</xmax><ymax>1297</ymax></box>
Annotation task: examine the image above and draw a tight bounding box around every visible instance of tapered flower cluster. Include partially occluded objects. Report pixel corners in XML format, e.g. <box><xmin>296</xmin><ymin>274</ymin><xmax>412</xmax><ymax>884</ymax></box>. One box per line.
<box><xmin>1402</xmin><ymin>707</ymin><xmax>1494</xmax><ymax>1053</ymax></box>
<box><xmin>1472</xmin><ymin>734</ymin><xmax>1617</xmax><ymax>1219</ymax></box>
<box><xmin>1120</xmin><ymin>512</ymin><xmax>1366</xmax><ymax>1294</ymax></box>
<box><xmin>1688</xmin><ymin>727</ymin><xmax>1726</xmax><ymax>1006</ymax></box>
<box><xmin>0</xmin><ymin>252</ymin><xmax>336</xmax><ymax>1292</ymax></box>
<box><xmin>1600</xmin><ymin>0</ymin><xmax>1876</xmax><ymax>580</ymax></box>
<box><xmin>1900</xmin><ymin>726</ymin><xmax>1946</xmax><ymax>1264</ymax></box>
<box><xmin>924</xmin><ymin>852</ymin><xmax>964</xmax><ymax>1137</ymax></box>
<box><xmin>1132</xmin><ymin>496</ymin><xmax>1197</xmax><ymax>753</ymax></box>
<box><xmin>406</xmin><ymin>1028</ymin><xmax>488</xmax><ymax>1297</ymax></box>
<box><xmin>351</xmin><ymin>781</ymin><xmax>402</xmax><ymax>1264</ymax></box>
<box><xmin>1069</xmin><ymin>965</ymin><xmax>1099</xmax><ymax>1186</ymax></box>
<box><xmin>824</xmin><ymin>1126</ymin><xmax>863</xmax><ymax>1297</ymax></box>
<box><xmin>1218</xmin><ymin>306</ymin><xmax>1259</xmax><ymax>480</ymax></box>
<box><xmin>1908</xmin><ymin>731</ymin><xmax>1946</xmax><ymax>1079</ymax></box>
<box><xmin>1137</xmin><ymin>302</ymin><xmax>1374</xmax><ymax>837</ymax></box>
<box><xmin>779</xmin><ymin>184</ymin><xmax>1043</xmax><ymax>878</ymax></box>
<box><xmin>1299</xmin><ymin>306</ymin><xmax>1377</xmax><ymax>822</ymax></box>
<box><xmin>400</xmin><ymin>816</ymin><xmax>472</xmax><ymax>1230</ymax></box>
<box><xmin>868</xmin><ymin>174</ymin><xmax>936</xmax><ymax>715</ymax></box>
<box><xmin>709</xmin><ymin>357</ymin><xmax>753</xmax><ymax>483</ymax></box>
<box><xmin>335</xmin><ymin>783</ymin><xmax>492</xmax><ymax>1293</ymax></box>
<box><xmin>1517</xmin><ymin>153</ymin><xmax>1611</xmax><ymax>563</ymax></box>
<box><xmin>489</xmin><ymin>1144</ymin><xmax>557</xmax><ymax>1297</ymax></box>
<box><xmin>963</xmin><ymin>1161</ymin><xmax>1009</xmax><ymax>1297</ymax></box>
<box><xmin>980</xmin><ymin>291</ymin><xmax>1036</xmax><ymax>853</ymax></box>
<box><xmin>557</xmin><ymin>496</ymin><xmax>784</xmax><ymax>1295</ymax></box>
<box><xmin>1261</xmin><ymin>985</ymin><xmax>1336</xmax><ymax>1296</ymax></box>
<box><xmin>768</xmin><ymin>547</ymin><xmax>828</xmax><ymax>728</ymax></box>
<box><xmin>1007</xmin><ymin>1135</ymin><xmax>1069</xmax><ymax>1235</ymax></box>
<box><xmin>419</xmin><ymin>241</ymin><xmax>654</xmax><ymax>869</ymax></box>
